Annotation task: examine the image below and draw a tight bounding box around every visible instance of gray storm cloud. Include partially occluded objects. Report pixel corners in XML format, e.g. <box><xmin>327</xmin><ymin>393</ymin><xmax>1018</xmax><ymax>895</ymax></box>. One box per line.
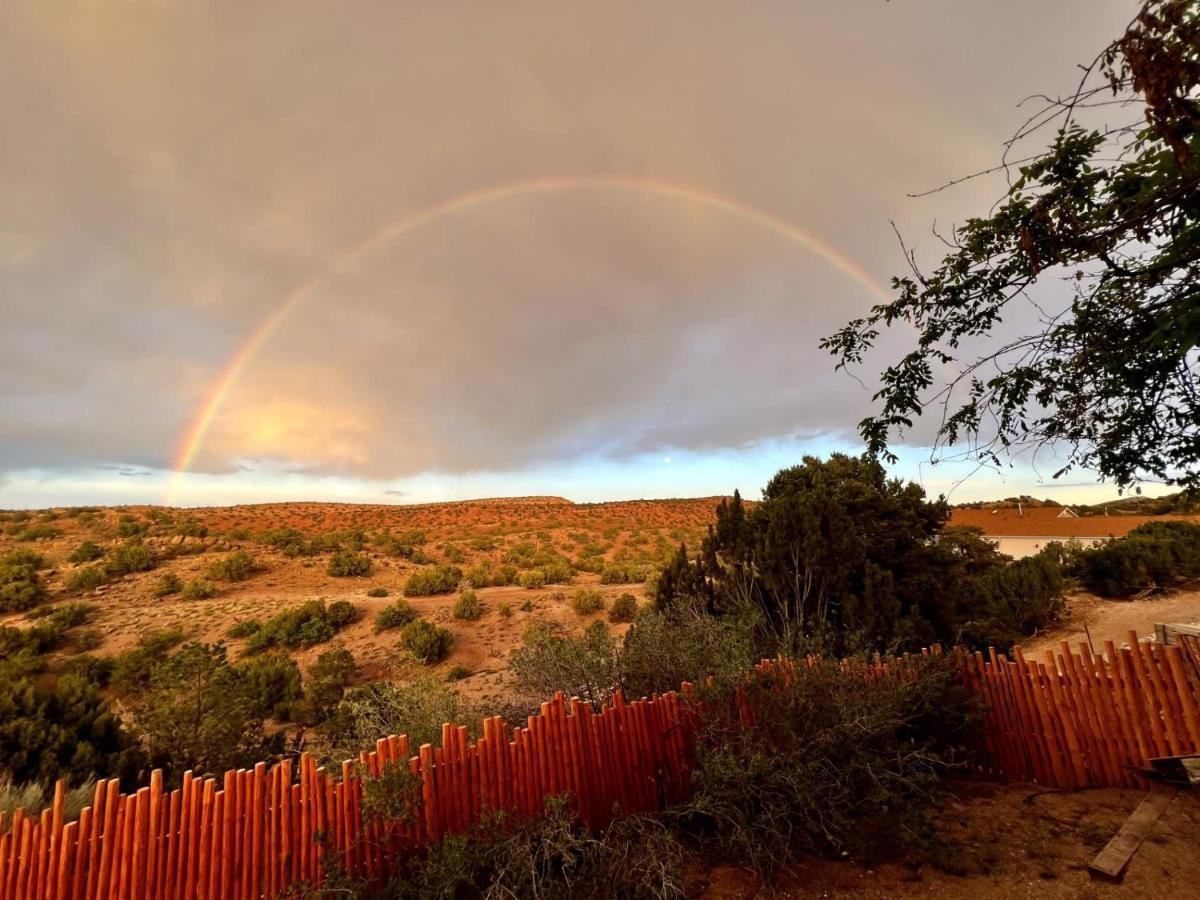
<box><xmin>0</xmin><ymin>0</ymin><xmax>1135</xmax><ymax>480</ymax></box>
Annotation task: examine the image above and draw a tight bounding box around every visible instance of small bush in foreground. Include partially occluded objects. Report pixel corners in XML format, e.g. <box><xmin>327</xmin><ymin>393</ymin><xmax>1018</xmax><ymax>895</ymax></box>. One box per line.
<box><xmin>366</xmin><ymin>586</ymin><xmax>389</xmax><ymax>598</ymax></box>
<box><xmin>609</xmin><ymin>592</ymin><xmax>638</xmax><ymax>623</ymax></box>
<box><xmin>404</xmin><ymin>564</ymin><xmax>462</xmax><ymax>596</ymax></box>
<box><xmin>518</xmin><ymin>569</ymin><xmax>546</xmax><ymax>590</ymax></box>
<box><xmin>374</xmin><ymin>599</ymin><xmax>417</xmax><ymax>633</ymax></box>
<box><xmin>401</xmin><ymin>618</ymin><xmax>453</xmax><ymax>664</ymax></box>
<box><xmin>325</xmin><ymin>676</ymin><xmax>476</xmax><ymax>763</ymax></box>
<box><xmin>244</xmin><ymin>600</ymin><xmax>353</xmax><ymax>652</ymax></box>
<box><xmin>328</xmin><ymin>551</ymin><xmax>374</xmax><ymax>578</ymax></box>
<box><xmin>452</xmin><ymin>589</ymin><xmax>482</xmax><ymax>620</ymax></box>
<box><xmin>105</xmin><ymin>541</ymin><xmax>154</xmax><ymax>576</ymax></box>
<box><xmin>511</xmin><ymin>621</ymin><xmax>617</xmax><ymax>711</ymax></box>
<box><xmin>572</xmin><ymin>588</ymin><xmax>605</xmax><ymax>615</ymax></box>
<box><xmin>672</xmin><ymin>655</ymin><xmax>976</xmax><ymax>879</ymax></box>
<box><xmin>498</xmin><ymin>602</ymin><xmax>513</xmax><ymax>619</ymax></box>
<box><xmin>0</xmin><ymin>559</ymin><xmax>47</xmax><ymax>612</ymax></box>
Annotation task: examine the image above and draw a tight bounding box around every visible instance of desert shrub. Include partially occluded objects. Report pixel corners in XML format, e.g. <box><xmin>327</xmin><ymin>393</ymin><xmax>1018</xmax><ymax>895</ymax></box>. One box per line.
<box><xmin>1074</xmin><ymin>521</ymin><xmax>1200</xmax><ymax>597</ymax></box>
<box><xmin>541</xmin><ymin>561</ymin><xmax>575</xmax><ymax>585</ymax></box>
<box><xmin>67</xmin><ymin>565</ymin><xmax>106</xmax><ymax>593</ymax></box>
<box><xmin>260</xmin><ymin>527</ymin><xmax>313</xmax><ymax>557</ymax></box>
<box><xmin>68</xmin><ymin>541</ymin><xmax>104</xmax><ymax>564</ymax></box>
<box><xmin>453</xmin><ymin>589</ymin><xmax>482</xmax><ymax>620</ymax></box>
<box><xmin>510</xmin><ymin>621</ymin><xmax>618</xmax><ymax>711</ymax></box>
<box><xmin>366</xmin><ymin>586</ymin><xmax>389</xmax><ymax>598</ymax></box>
<box><xmin>441</xmin><ymin>543</ymin><xmax>467</xmax><ymax>564</ymax></box>
<box><xmin>226</xmin><ymin>618</ymin><xmax>262</xmax><ymax>639</ymax></box>
<box><xmin>520</xmin><ymin>598</ymin><xmax>535</xmax><ymax>612</ymax></box>
<box><xmin>133</xmin><ymin>642</ymin><xmax>279</xmax><ymax>780</ymax></box>
<box><xmin>401</xmin><ymin>619</ymin><xmax>454</xmax><ymax>664</ymax></box>
<box><xmin>207</xmin><ymin>550</ymin><xmax>260</xmax><ymax>582</ymax></box>
<box><xmin>518</xmin><ymin>569</ymin><xmax>546</xmax><ymax>590</ymax></box>
<box><xmin>374</xmin><ymin>599</ymin><xmax>417</xmax><ymax>633</ymax></box>
<box><xmin>0</xmin><ymin>557</ymin><xmax>47</xmax><ymax>612</ymax></box>
<box><xmin>42</xmin><ymin>601</ymin><xmax>97</xmax><ymax>630</ymax></box>
<box><xmin>154</xmin><ymin>573</ymin><xmax>183</xmax><ymax>597</ymax></box>
<box><xmin>390</xmin><ymin>797</ymin><xmax>683</xmax><ymax>899</ymax></box>
<box><xmin>244</xmin><ymin>601</ymin><xmax>353</xmax><ymax>653</ymax></box>
<box><xmin>446</xmin><ymin>665</ymin><xmax>472</xmax><ymax>682</ymax></box>
<box><xmin>672</xmin><ymin>655</ymin><xmax>976</xmax><ymax>878</ymax></box>
<box><xmin>404</xmin><ymin>565</ymin><xmax>462</xmax><ymax>597</ymax></box>
<box><xmin>958</xmin><ymin>549</ymin><xmax>1065</xmax><ymax>649</ymax></box>
<box><xmin>174</xmin><ymin>518</ymin><xmax>208</xmax><ymax>538</ymax></box>
<box><xmin>498</xmin><ymin>602</ymin><xmax>513</xmax><ymax>620</ymax></box>
<box><xmin>609</xmin><ymin>592</ymin><xmax>638</xmax><ymax>623</ymax></box>
<box><xmin>601</xmin><ymin>562</ymin><xmax>653</xmax><ymax>584</ymax></box>
<box><xmin>105</xmin><ymin>541</ymin><xmax>154</xmax><ymax>576</ymax></box>
<box><xmin>116</xmin><ymin>515</ymin><xmax>147</xmax><ymax>538</ymax></box>
<box><xmin>291</xmin><ymin>648</ymin><xmax>357</xmax><ymax>725</ymax></box>
<box><xmin>181</xmin><ymin>578</ymin><xmax>216</xmax><ymax>600</ymax></box>
<box><xmin>0</xmin><ymin>670</ymin><xmax>141</xmax><ymax>786</ymax></box>
<box><xmin>325</xmin><ymin>676</ymin><xmax>476</xmax><ymax>762</ymax></box>
<box><xmin>110</xmin><ymin>628</ymin><xmax>186</xmax><ymax>693</ymax></box>
<box><xmin>620</xmin><ymin>609</ymin><xmax>758</xmax><ymax>700</ymax></box>
<box><xmin>328</xmin><ymin>551</ymin><xmax>373</xmax><ymax>578</ymax></box>
<box><xmin>572</xmin><ymin>588</ymin><xmax>605</xmax><ymax>615</ymax></box>
<box><xmin>464</xmin><ymin>560</ymin><xmax>519</xmax><ymax>589</ymax></box>
<box><xmin>237</xmin><ymin>651</ymin><xmax>302</xmax><ymax>719</ymax></box>
<box><xmin>12</xmin><ymin>524</ymin><xmax>61</xmax><ymax>542</ymax></box>
<box><xmin>327</xmin><ymin>600</ymin><xmax>359</xmax><ymax>628</ymax></box>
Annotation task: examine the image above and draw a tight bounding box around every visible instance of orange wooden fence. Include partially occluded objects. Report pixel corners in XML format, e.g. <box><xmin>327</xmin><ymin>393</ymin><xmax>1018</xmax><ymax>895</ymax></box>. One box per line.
<box><xmin>2</xmin><ymin>637</ymin><xmax>1198</xmax><ymax>899</ymax></box>
<box><xmin>964</xmin><ymin>631</ymin><xmax>1200</xmax><ymax>789</ymax></box>
<box><xmin>0</xmin><ymin>689</ymin><xmax>691</xmax><ymax>900</ymax></box>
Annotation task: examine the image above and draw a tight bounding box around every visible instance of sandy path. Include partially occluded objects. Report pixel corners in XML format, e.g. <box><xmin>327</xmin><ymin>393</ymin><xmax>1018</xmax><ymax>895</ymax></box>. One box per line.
<box><xmin>1021</xmin><ymin>588</ymin><xmax>1200</xmax><ymax>656</ymax></box>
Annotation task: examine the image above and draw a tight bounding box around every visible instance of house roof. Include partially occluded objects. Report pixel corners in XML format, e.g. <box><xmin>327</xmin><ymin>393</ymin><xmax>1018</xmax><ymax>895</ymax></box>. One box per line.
<box><xmin>947</xmin><ymin>506</ymin><xmax>1200</xmax><ymax>538</ymax></box>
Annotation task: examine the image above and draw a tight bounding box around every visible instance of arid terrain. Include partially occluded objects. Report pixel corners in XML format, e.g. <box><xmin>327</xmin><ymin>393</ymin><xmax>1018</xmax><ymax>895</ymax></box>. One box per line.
<box><xmin>0</xmin><ymin>498</ymin><xmax>717</xmax><ymax>706</ymax></box>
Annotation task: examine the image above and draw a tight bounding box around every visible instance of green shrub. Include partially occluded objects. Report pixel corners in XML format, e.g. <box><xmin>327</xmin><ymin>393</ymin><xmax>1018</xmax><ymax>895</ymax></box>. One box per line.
<box><xmin>1074</xmin><ymin>521</ymin><xmax>1200</xmax><ymax>597</ymax></box>
<box><xmin>68</xmin><ymin>542</ymin><xmax>104</xmax><ymax>564</ymax></box>
<box><xmin>608</xmin><ymin>592</ymin><xmax>638</xmax><ymax>623</ymax></box>
<box><xmin>328</xmin><ymin>551</ymin><xmax>373</xmax><ymax>578</ymax></box>
<box><xmin>324</xmin><ymin>676</ymin><xmax>475</xmax><ymax>763</ymax></box>
<box><xmin>154</xmin><ymin>573</ymin><xmax>183</xmax><ymax>597</ymax></box>
<box><xmin>498</xmin><ymin>602</ymin><xmax>513</xmax><ymax>620</ymax></box>
<box><xmin>572</xmin><ymin>588</ymin><xmax>605</xmax><ymax>615</ymax></box>
<box><xmin>675</xmin><ymin>655</ymin><xmax>975</xmax><ymax>878</ymax></box>
<box><xmin>244</xmin><ymin>600</ymin><xmax>354</xmax><ymax>652</ymax></box>
<box><xmin>109</xmin><ymin>628</ymin><xmax>186</xmax><ymax>694</ymax></box>
<box><xmin>404</xmin><ymin>565</ymin><xmax>462</xmax><ymax>596</ymax></box>
<box><xmin>207</xmin><ymin>550</ymin><xmax>260</xmax><ymax>582</ymax></box>
<box><xmin>67</xmin><ymin>565</ymin><xmax>106</xmax><ymax>594</ymax></box>
<box><xmin>446</xmin><ymin>665</ymin><xmax>472</xmax><ymax>682</ymax></box>
<box><xmin>520</xmin><ymin>598</ymin><xmax>535</xmax><ymax>612</ymax></box>
<box><xmin>12</xmin><ymin>524</ymin><xmax>61</xmax><ymax>542</ymax></box>
<box><xmin>226</xmin><ymin>619</ymin><xmax>262</xmax><ymax>639</ymax></box>
<box><xmin>260</xmin><ymin>527</ymin><xmax>313</xmax><ymax>557</ymax></box>
<box><xmin>401</xmin><ymin>618</ymin><xmax>453</xmax><ymax>664</ymax></box>
<box><xmin>116</xmin><ymin>515</ymin><xmax>147</xmax><ymax>538</ymax></box>
<box><xmin>105</xmin><ymin>541</ymin><xmax>154</xmax><ymax>576</ymax></box>
<box><xmin>620</xmin><ymin>609</ymin><xmax>757</xmax><ymax>700</ymax></box>
<box><xmin>181</xmin><ymin>579</ymin><xmax>216</xmax><ymax>600</ymax></box>
<box><xmin>518</xmin><ymin>569</ymin><xmax>546</xmax><ymax>590</ymax></box>
<box><xmin>237</xmin><ymin>651</ymin><xmax>302</xmax><ymax>719</ymax></box>
<box><xmin>374</xmin><ymin>599</ymin><xmax>417</xmax><ymax>633</ymax></box>
<box><xmin>464</xmin><ymin>560</ymin><xmax>518</xmax><ymax>588</ymax></box>
<box><xmin>0</xmin><ymin>558</ymin><xmax>47</xmax><ymax>612</ymax></box>
<box><xmin>291</xmin><ymin>648</ymin><xmax>357</xmax><ymax>724</ymax></box>
<box><xmin>511</xmin><ymin>621</ymin><xmax>617</xmax><ymax>710</ymax></box>
<box><xmin>600</xmin><ymin>562</ymin><xmax>653</xmax><ymax>584</ymax></box>
<box><xmin>327</xmin><ymin>600</ymin><xmax>359</xmax><ymax>628</ymax></box>
<box><xmin>366</xmin><ymin>586</ymin><xmax>389</xmax><ymax>598</ymax></box>
<box><xmin>453</xmin><ymin>589</ymin><xmax>482</xmax><ymax>620</ymax></box>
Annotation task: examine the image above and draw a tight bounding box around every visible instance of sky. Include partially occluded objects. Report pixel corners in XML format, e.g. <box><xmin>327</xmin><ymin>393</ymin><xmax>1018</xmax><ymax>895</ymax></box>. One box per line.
<box><xmin>0</xmin><ymin>0</ymin><xmax>1160</xmax><ymax>509</ymax></box>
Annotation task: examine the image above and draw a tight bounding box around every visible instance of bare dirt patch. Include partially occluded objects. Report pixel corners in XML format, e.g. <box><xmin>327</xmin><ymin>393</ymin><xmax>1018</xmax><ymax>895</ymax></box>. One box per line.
<box><xmin>1021</xmin><ymin>589</ymin><xmax>1200</xmax><ymax>656</ymax></box>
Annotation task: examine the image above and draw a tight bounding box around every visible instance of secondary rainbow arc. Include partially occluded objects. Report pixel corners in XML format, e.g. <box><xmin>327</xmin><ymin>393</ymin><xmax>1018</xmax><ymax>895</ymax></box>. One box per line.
<box><xmin>165</xmin><ymin>175</ymin><xmax>892</xmax><ymax>505</ymax></box>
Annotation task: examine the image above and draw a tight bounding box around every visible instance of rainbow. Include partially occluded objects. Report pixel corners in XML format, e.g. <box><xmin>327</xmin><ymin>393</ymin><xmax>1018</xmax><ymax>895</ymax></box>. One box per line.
<box><xmin>165</xmin><ymin>175</ymin><xmax>892</xmax><ymax>505</ymax></box>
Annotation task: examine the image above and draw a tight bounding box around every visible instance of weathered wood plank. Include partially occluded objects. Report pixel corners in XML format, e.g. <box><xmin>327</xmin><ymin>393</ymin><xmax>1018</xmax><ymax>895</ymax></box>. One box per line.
<box><xmin>1088</xmin><ymin>787</ymin><xmax>1178</xmax><ymax>881</ymax></box>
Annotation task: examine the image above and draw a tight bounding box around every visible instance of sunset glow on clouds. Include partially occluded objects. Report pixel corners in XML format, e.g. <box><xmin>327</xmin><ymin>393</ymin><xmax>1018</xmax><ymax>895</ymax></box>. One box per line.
<box><xmin>0</xmin><ymin>1</ymin><xmax>1156</xmax><ymax>508</ymax></box>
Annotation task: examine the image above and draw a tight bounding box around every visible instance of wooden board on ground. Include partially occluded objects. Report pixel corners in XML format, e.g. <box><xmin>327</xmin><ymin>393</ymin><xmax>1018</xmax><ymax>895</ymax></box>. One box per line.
<box><xmin>1088</xmin><ymin>787</ymin><xmax>1179</xmax><ymax>881</ymax></box>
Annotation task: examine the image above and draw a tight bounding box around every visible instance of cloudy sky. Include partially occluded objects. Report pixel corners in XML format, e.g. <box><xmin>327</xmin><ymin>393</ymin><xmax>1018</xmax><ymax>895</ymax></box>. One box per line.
<box><xmin>0</xmin><ymin>0</ymin><xmax>1152</xmax><ymax>508</ymax></box>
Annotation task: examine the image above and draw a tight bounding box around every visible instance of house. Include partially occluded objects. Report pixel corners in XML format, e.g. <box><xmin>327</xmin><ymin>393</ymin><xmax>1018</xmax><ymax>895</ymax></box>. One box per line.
<box><xmin>946</xmin><ymin>506</ymin><xmax>1194</xmax><ymax>560</ymax></box>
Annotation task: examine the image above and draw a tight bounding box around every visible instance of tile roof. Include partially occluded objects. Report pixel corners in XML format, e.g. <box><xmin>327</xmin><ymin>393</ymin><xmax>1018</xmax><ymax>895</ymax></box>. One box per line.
<box><xmin>947</xmin><ymin>506</ymin><xmax>1200</xmax><ymax>538</ymax></box>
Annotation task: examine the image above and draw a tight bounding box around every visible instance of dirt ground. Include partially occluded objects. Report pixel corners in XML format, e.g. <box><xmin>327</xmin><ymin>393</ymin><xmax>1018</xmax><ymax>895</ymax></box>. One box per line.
<box><xmin>1021</xmin><ymin>588</ymin><xmax>1200</xmax><ymax>657</ymax></box>
<box><xmin>695</xmin><ymin>780</ymin><xmax>1200</xmax><ymax>899</ymax></box>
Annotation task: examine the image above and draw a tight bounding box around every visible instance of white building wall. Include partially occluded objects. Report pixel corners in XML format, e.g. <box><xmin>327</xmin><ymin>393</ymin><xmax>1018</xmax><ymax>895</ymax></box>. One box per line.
<box><xmin>990</xmin><ymin>535</ymin><xmax>1110</xmax><ymax>560</ymax></box>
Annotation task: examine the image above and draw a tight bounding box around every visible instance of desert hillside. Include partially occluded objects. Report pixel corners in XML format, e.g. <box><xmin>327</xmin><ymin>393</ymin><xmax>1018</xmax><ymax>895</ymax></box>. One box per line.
<box><xmin>0</xmin><ymin>498</ymin><xmax>720</xmax><ymax>707</ymax></box>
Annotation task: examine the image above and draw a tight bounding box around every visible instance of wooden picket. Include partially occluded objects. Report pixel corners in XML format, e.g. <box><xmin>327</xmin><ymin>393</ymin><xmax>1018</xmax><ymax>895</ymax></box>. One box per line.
<box><xmin>1</xmin><ymin>637</ymin><xmax>1198</xmax><ymax>899</ymax></box>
